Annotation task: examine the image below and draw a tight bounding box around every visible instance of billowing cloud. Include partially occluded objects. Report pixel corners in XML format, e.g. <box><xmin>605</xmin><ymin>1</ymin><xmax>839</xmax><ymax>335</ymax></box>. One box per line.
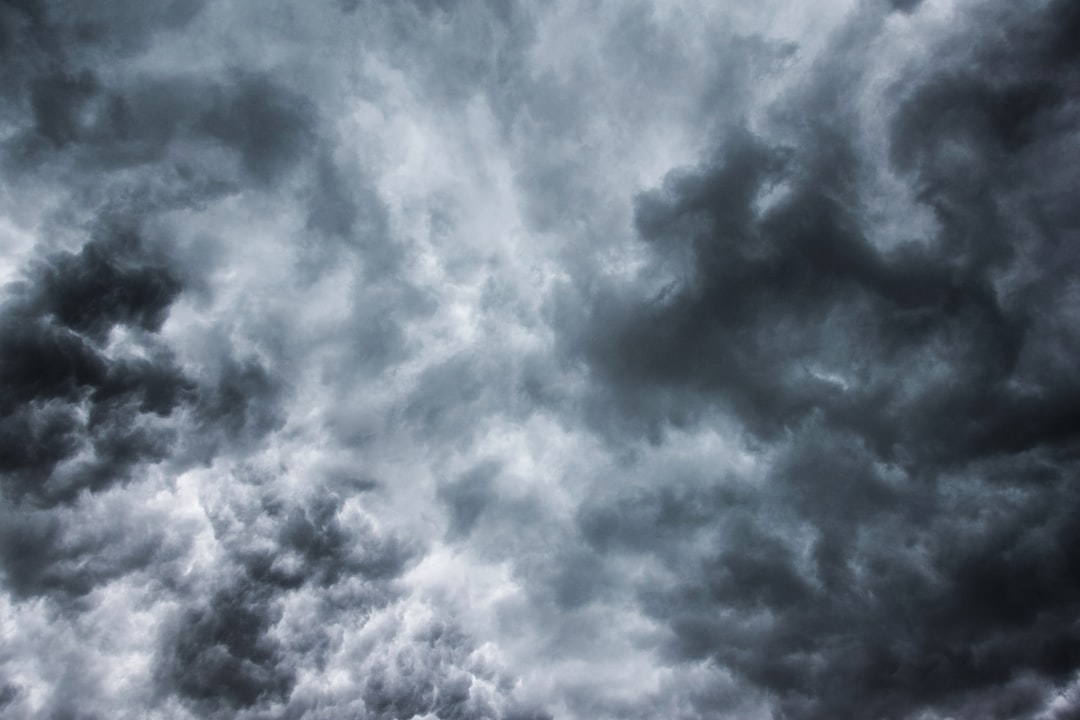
<box><xmin>1</xmin><ymin>0</ymin><xmax>1078</xmax><ymax>719</ymax></box>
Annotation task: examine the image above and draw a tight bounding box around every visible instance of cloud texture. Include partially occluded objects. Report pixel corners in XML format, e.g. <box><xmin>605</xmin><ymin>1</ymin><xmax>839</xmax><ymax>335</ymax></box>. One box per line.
<box><xmin>1</xmin><ymin>1</ymin><xmax>1079</xmax><ymax>718</ymax></box>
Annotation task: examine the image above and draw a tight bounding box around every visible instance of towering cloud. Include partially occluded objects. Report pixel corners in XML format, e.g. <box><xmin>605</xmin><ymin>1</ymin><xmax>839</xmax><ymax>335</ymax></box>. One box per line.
<box><xmin>1</xmin><ymin>0</ymin><xmax>1078</xmax><ymax>718</ymax></box>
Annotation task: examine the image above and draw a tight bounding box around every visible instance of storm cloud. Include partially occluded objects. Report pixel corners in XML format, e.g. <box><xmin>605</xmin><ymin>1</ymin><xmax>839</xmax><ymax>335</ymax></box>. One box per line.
<box><xmin>1</xmin><ymin>0</ymin><xmax>1078</xmax><ymax>718</ymax></box>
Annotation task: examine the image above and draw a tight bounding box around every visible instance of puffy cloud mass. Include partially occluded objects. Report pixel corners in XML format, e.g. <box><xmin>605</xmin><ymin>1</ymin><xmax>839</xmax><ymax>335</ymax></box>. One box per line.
<box><xmin>1</xmin><ymin>0</ymin><xmax>1079</xmax><ymax>718</ymax></box>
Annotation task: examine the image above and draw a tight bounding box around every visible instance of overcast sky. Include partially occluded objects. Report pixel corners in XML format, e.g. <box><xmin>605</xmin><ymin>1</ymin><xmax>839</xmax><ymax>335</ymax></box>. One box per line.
<box><xmin>1</xmin><ymin>1</ymin><xmax>1079</xmax><ymax>718</ymax></box>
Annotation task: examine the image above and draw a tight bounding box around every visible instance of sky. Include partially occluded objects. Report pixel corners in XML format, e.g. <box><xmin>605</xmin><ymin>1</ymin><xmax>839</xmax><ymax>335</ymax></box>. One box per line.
<box><xmin>1</xmin><ymin>0</ymin><xmax>1079</xmax><ymax>718</ymax></box>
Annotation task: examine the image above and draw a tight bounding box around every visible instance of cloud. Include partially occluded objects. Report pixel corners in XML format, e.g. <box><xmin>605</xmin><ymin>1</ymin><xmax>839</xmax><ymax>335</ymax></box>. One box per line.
<box><xmin>559</xmin><ymin>1</ymin><xmax>1080</xmax><ymax>717</ymax></box>
<box><xmin>158</xmin><ymin>582</ymin><xmax>296</xmax><ymax>713</ymax></box>
<box><xmin>1</xmin><ymin>0</ymin><xmax>1078</xmax><ymax>718</ymax></box>
<box><xmin>0</xmin><ymin>224</ymin><xmax>190</xmax><ymax>506</ymax></box>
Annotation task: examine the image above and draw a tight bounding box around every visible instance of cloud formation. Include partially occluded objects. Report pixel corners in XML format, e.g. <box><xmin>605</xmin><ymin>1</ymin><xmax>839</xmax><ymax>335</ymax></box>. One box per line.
<box><xmin>1</xmin><ymin>0</ymin><xmax>1078</xmax><ymax>718</ymax></box>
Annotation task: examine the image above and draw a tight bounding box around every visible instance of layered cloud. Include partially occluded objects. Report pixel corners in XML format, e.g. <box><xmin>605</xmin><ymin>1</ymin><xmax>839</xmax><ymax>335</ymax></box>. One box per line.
<box><xmin>1</xmin><ymin>1</ymin><xmax>1078</xmax><ymax>718</ymax></box>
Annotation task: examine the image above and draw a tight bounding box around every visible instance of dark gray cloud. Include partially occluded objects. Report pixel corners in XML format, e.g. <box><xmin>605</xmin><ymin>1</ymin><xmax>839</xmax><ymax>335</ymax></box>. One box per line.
<box><xmin>887</xmin><ymin>0</ymin><xmax>923</xmax><ymax>13</ymax></box>
<box><xmin>159</xmin><ymin>582</ymin><xmax>296</xmax><ymax>713</ymax></box>
<box><xmin>0</xmin><ymin>501</ymin><xmax>187</xmax><ymax>601</ymax></box>
<box><xmin>561</xmin><ymin>1</ymin><xmax>1080</xmax><ymax>718</ymax></box>
<box><xmin>0</xmin><ymin>224</ymin><xmax>189</xmax><ymax>506</ymax></box>
<box><xmin>2</xmin><ymin>0</ymin><xmax>1078</xmax><ymax>718</ymax></box>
